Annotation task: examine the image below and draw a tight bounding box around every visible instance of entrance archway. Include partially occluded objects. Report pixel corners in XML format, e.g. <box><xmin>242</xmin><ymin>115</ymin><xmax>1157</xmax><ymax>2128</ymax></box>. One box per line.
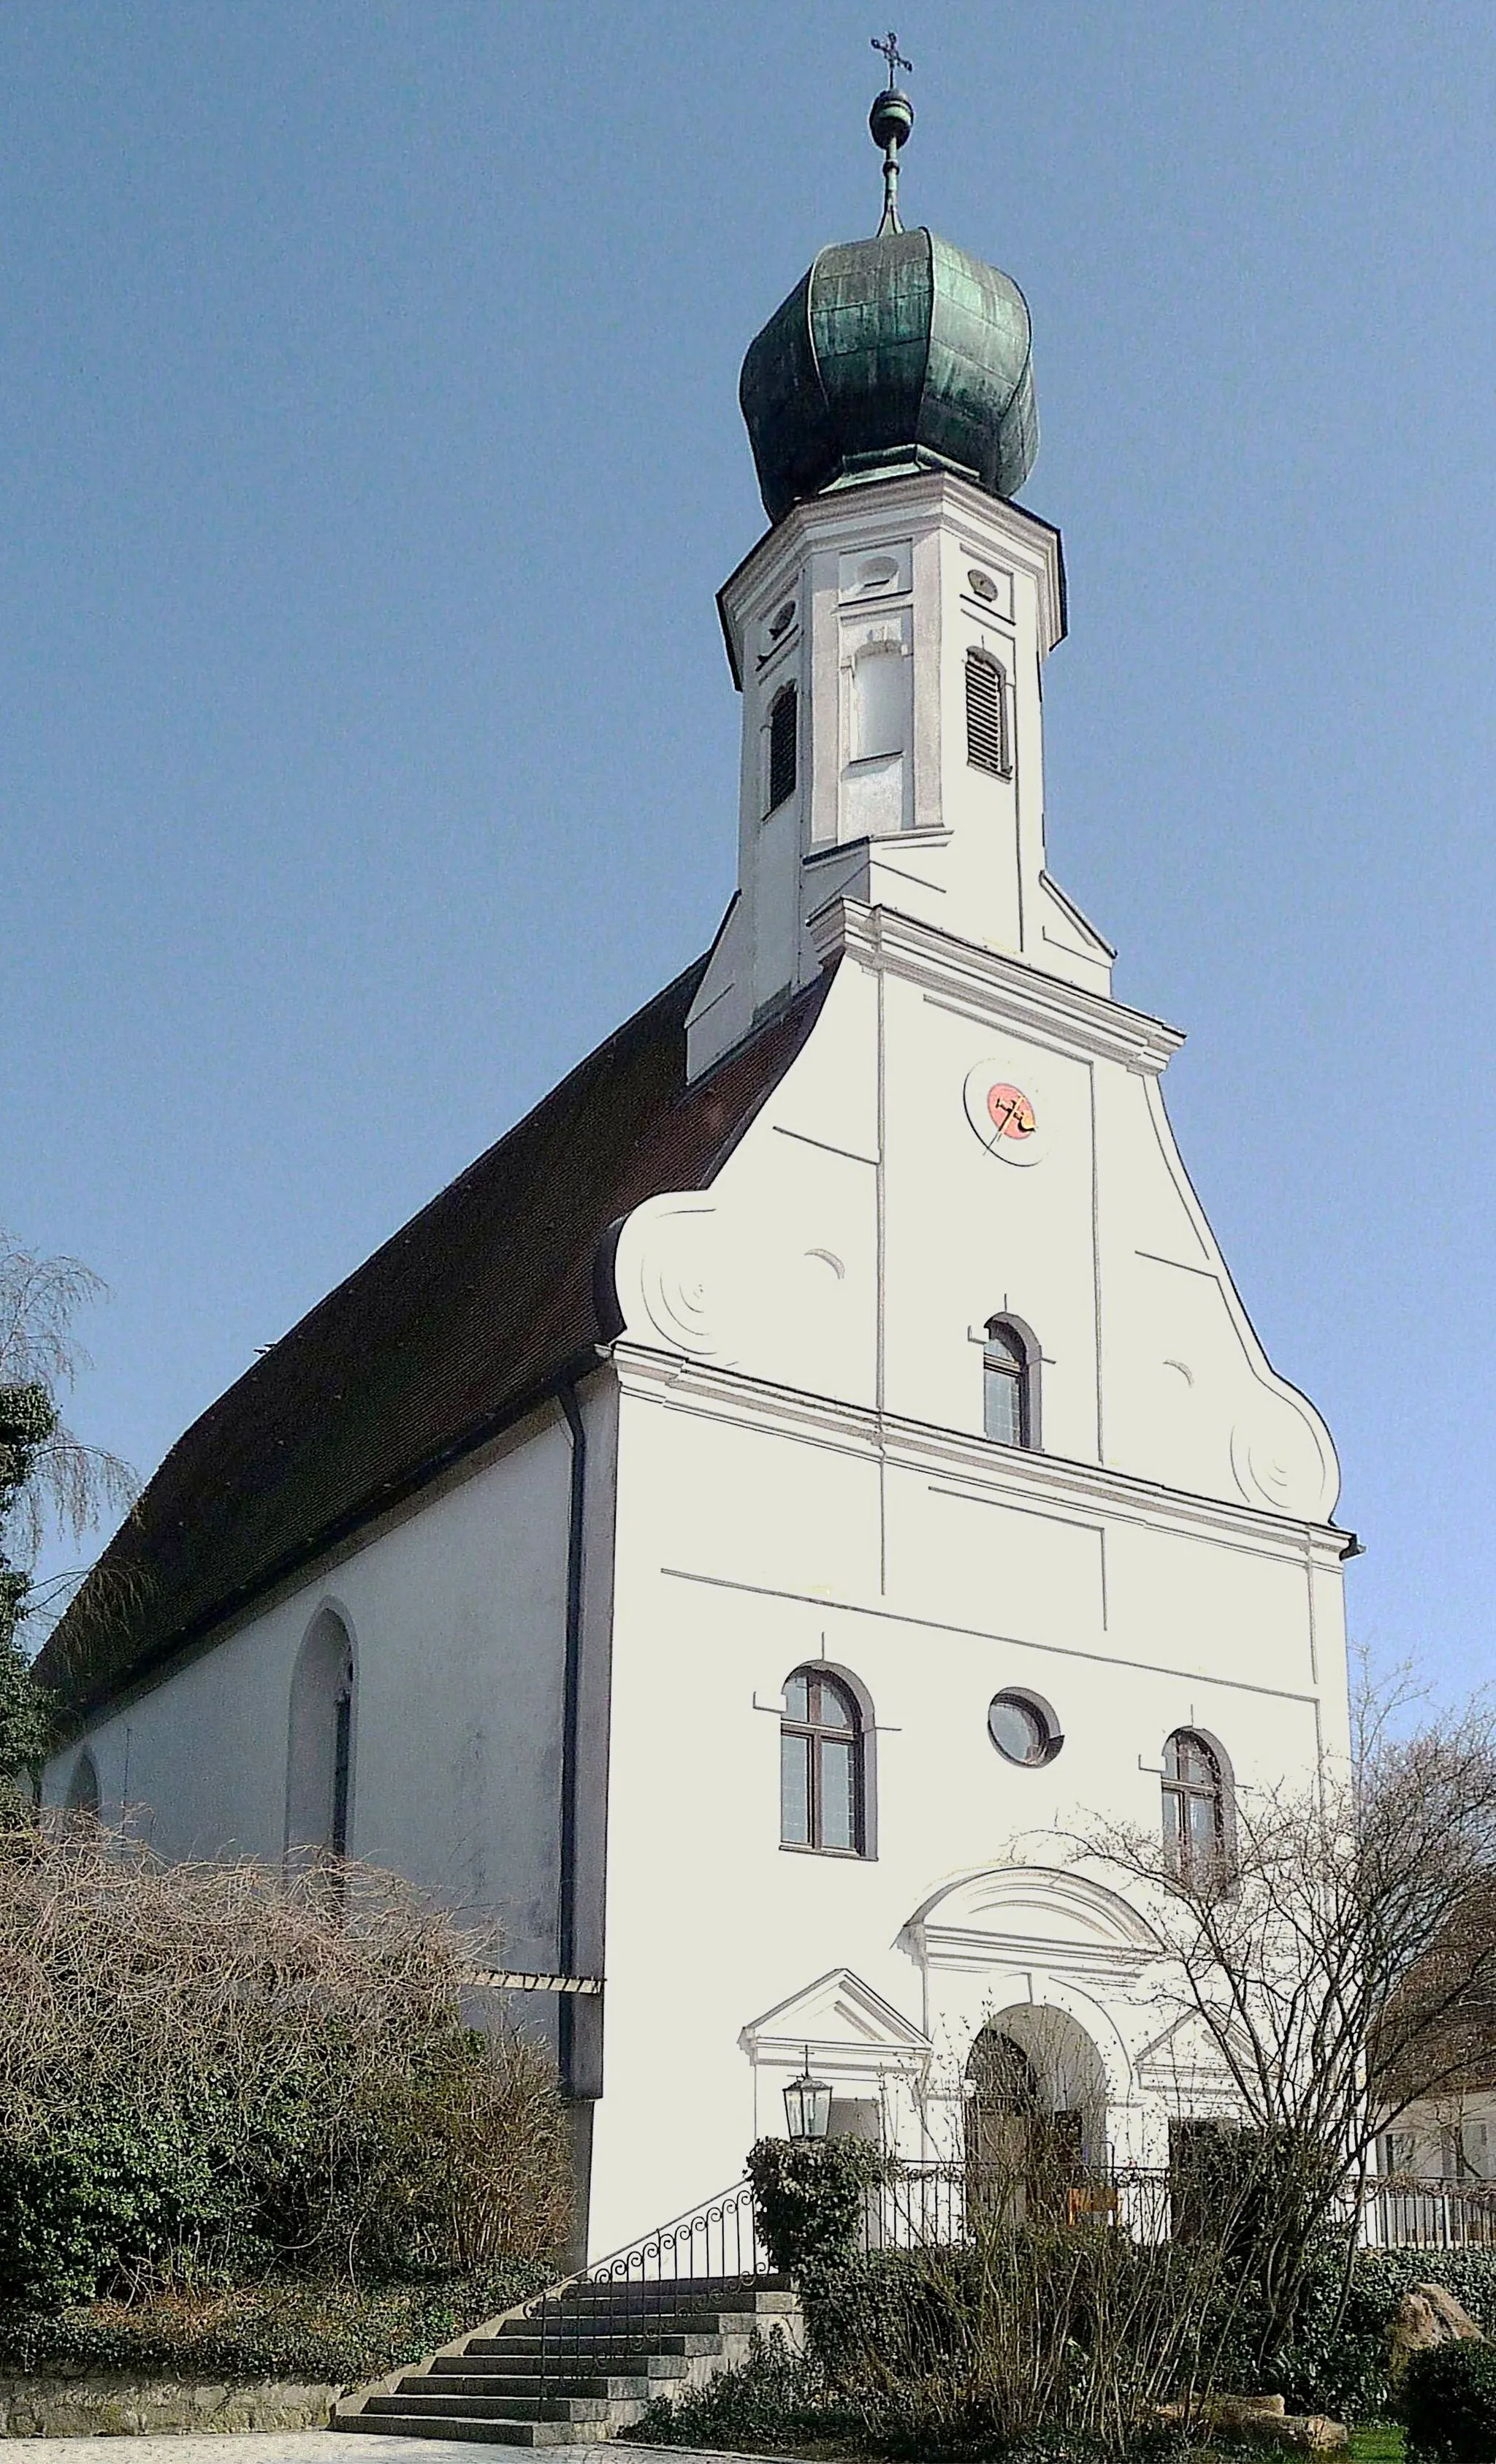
<box><xmin>964</xmin><ymin>2007</ymin><xmax>1109</xmax><ymax>2220</ymax></box>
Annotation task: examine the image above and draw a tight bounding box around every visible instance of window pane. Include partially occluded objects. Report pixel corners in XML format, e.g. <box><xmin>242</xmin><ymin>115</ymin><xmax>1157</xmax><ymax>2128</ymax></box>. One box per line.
<box><xmin>784</xmin><ymin>1674</ymin><xmax>809</xmax><ymax>1722</ymax></box>
<box><xmin>1188</xmin><ymin>1790</ymin><xmax>1218</xmax><ymax>1861</ymax></box>
<box><xmin>813</xmin><ymin>1679</ymin><xmax>853</xmax><ymax>1732</ymax></box>
<box><xmin>989</xmin><ymin>1696</ymin><xmax>1044</xmax><ymax>1764</ymax></box>
<box><xmin>1162</xmin><ymin>1789</ymin><xmax>1183</xmax><ymax>1851</ymax></box>
<box><xmin>781</xmin><ymin>1732</ymin><xmax>811</xmax><ymax>1844</ymax></box>
<box><xmin>820</xmin><ymin>1738</ymin><xmax>855</xmax><ymax>1850</ymax></box>
<box><xmin>985</xmin><ymin>1360</ymin><xmax>1021</xmax><ymax>1444</ymax></box>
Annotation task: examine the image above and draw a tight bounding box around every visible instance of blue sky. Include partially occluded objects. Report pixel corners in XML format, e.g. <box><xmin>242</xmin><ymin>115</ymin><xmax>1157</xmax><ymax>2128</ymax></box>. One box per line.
<box><xmin>5</xmin><ymin>2</ymin><xmax>1494</xmax><ymax>1697</ymax></box>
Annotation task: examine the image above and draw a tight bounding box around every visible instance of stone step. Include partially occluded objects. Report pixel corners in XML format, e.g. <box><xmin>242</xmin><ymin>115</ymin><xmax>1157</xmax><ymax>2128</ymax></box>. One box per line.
<box><xmin>406</xmin><ymin>2373</ymin><xmax>655</xmax><ymax>2402</ymax></box>
<box><xmin>362</xmin><ymin>2392</ymin><xmax>646</xmax><ymax>2425</ymax></box>
<box><xmin>476</xmin><ymin>2329</ymin><xmax>724</xmax><ymax>2360</ymax></box>
<box><xmin>333</xmin><ymin>2411</ymin><xmax>605</xmax><ymax>2444</ymax></box>
<box><xmin>497</xmin><ymin>2317</ymin><xmax>758</xmax><ymax>2352</ymax></box>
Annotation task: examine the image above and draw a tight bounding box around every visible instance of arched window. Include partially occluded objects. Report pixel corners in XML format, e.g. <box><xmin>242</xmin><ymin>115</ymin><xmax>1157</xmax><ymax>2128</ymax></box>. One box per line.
<box><xmin>852</xmin><ymin>641</ymin><xmax>906</xmax><ymax>761</ymax></box>
<box><xmin>286</xmin><ymin>1609</ymin><xmax>354</xmax><ymax>1866</ymax></box>
<box><xmin>966</xmin><ymin>648</ymin><xmax>1010</xmax><ymax>777</ymax></box>
<box><xmin>983</xmin><ymin>1319</ymin><xmax>1034</xmax><ymax>1447</ymax></box>
<box><xmin>64</xmin><ymin>1749</ymin><xmax>99</xmax><ymax>1828</ymax></box>
<box><xmin>781</xmin><ymin>1668</ymin><xmax>866</xmax><ymax>1855</ymax></box>
<box><xmin>1162</xmin><ymin>1729</ymin><xmax>1226</xmax><ymax>1875</ymax></box>
<box><xmin>766</xmin><ymin>684</ymin><xmax>798</xmax><ymax>814</ymax></box>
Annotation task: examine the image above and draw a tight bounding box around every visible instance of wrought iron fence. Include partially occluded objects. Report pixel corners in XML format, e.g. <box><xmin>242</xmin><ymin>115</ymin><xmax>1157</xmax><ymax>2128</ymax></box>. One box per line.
<box><xmin>527</xmin><ymin>2175</ymin><xmax>768</xmax><ymax>2399</ymax></box>
<box><xmin>1360</xmin><ymin>2177</ymin><xmax>1496</xmax><ymax>2249</ymax></box>
<box><xmin>863</xmin><ymin>2159</ymin><xmax>1496</xmax><ymax>2256</ymax></box>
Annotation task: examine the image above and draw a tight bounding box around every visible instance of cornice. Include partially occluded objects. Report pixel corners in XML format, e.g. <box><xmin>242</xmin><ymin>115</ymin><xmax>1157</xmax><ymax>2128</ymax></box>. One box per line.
<box><xmin>717</xmin><ymin>468</ymin><xmax>1066</xmax><ymax>687</ymax></box>
<box><xmin>608</xmin><ymin>1343</ymin><xmax>1352</xmax><ymax>1571</ymax></box>
<box><xmin>809</xmin><ymin>899</ymin><xmax>1185</xmax><ymax>1075</ymax></box>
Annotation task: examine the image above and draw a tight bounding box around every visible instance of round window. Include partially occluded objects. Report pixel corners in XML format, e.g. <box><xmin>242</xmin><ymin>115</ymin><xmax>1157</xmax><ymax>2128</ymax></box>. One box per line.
<box><xmin>988</xmin><ymin>1690</ymin><xmax>1061</xmax><ymax>1768</ymax></box>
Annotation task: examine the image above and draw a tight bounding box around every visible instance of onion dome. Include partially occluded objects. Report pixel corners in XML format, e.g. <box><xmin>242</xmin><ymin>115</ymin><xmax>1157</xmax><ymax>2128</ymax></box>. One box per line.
<box><xmin>739</xmin><ymin>61</ymin><xmax>1038</xmax><ymax>526</ymax></box>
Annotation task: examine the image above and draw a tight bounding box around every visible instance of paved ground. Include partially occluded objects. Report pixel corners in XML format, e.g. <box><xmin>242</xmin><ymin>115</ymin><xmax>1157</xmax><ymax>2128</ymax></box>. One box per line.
<box><xmin>1</xmin><ymin>2444</ymin><xmax>766</xmax><ymax>2464</ymax></box>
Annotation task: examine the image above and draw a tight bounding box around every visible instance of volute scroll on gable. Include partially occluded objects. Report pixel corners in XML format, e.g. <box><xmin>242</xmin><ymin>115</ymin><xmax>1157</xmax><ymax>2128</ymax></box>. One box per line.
<box><xmin>1124</xmin><ymin>1077</ymin><xmax>1343</xmax><ymax>1525</ymax></box>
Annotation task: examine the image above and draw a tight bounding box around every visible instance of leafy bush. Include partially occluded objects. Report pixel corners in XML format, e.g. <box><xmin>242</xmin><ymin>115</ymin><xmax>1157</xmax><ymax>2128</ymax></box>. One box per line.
<box><xmin>747</xmin><ymin>2135</ymin><xmax>890</xmax><ymax>2275</ymax></box>
<box><xmin>0</xmin><ymin>1830</ymin><xmax>572</xmax><ymax>2307</ymax></box>
<box><xmin>1398</xmin><ymin>2338</ymin><xmax>1496</xmax><ymax>2463</ymax></box>
<box><xmin>620</xmin><ymin>2327</ymin><xmax>854</xmax><ymax>2451</ymax></box>
<box><xmin>1236</xmin><ymin>2249</ymin><xmax>1496</xmax><ymax>2424</ymax></box>
<box><xmin>0</xmin><ymin>2262</ymin><xmax>546</xmax><ymax>2386</ymax></box>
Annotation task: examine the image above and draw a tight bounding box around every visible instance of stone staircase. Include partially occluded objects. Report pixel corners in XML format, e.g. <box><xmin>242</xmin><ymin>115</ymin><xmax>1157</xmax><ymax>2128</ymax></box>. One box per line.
<box><xmin>332</xmin><ymin>2274</ymin><xmax>802</xmax><ymax>2446</ymax></box>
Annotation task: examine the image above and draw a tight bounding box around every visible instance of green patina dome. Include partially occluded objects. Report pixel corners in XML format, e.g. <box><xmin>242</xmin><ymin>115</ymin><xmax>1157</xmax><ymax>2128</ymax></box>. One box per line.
<box><xmin>739</xmin><ymin>226</ymin><xmax>1039</xmax><ymax>527</ymax></box>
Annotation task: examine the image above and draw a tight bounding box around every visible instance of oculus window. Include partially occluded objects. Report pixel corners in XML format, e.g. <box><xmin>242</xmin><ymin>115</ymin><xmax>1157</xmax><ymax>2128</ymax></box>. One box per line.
<box><xmin>988</xmin><ymin>1690</ymin><xmax>1062</xmax><ymax>1769</ymax></box>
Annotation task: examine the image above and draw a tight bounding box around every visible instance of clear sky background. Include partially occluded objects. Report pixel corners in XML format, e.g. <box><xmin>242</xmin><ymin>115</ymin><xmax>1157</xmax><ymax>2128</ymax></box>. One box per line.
<box><xmin>4</xmin><ymin>2</ymin><xmax>1493</xmax><ymax>1699</ymax></box>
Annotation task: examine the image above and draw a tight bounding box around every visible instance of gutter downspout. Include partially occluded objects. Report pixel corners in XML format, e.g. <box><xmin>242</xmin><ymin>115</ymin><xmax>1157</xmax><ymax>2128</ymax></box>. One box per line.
<box><xmin>557</xmin><ymin>1380</ymin><xmax>587</xmax><ymax>2092</ymax></box>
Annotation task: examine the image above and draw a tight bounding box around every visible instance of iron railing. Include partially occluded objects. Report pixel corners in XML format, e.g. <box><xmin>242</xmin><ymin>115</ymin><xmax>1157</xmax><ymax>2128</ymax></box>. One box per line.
<box><xmin>864</xmin><ymin>2160</ymin><xmax>1496</xmax><ymax>2256</ymax></box>
<box><xmin>527</xmin><ymin>2175</ymin><xmax>768</xmax><ymax>2400</ymax></box>
<box><xmin>1360</xmin><ymin>2177</ymin><xmax>1496</xmax><ymax>2249</ymax></box>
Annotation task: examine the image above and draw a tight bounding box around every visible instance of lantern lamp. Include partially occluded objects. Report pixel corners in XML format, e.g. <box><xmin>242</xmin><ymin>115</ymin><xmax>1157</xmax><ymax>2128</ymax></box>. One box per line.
<box><xmin>783</xmin><ymin>2047</ymin><xmax>832</xmax><ymax>2141</ymax></box>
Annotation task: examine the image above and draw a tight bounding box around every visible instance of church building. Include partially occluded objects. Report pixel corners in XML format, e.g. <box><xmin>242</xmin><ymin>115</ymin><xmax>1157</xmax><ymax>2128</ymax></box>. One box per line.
<box><xmin>41</xmin><ymin>76</ymin><xmax>1354</xmax><ymax>2263</ymax></box>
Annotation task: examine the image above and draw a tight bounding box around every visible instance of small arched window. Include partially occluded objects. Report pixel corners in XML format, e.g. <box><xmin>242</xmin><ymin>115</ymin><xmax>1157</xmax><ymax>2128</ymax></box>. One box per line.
<box><xmin>781</xmin><ymin>1668</ymin><xmax>865</xmax><ymax>1855</ymax></box>
<box><xmin>766</xmin><ymin>684</ymin><xmax>798</xmax><ymax>814</ymax></box>
<box><xmin>983</xmin><ymin>1319</ymin><xmax>1034</xmax><ymax>1448</ymax></box>
<box><xmin>64</xmin><ymin>1750</ymin><xmax>100</xmax><ymax>1828</ymax></box>
<box><xmin>1162</xmin><ymin>1729</ymin><xmax>1226</xmax><ymax>1876</ymax></box>
<box><xmin>966</xmin><ymin>649</ymin><xmax>1010</xmax><ymax>778</ymax></box>
<box><xmin>286</xmin><ymin>1609</ymin><xmax>354</xmax><ymax>1868</ymax></box>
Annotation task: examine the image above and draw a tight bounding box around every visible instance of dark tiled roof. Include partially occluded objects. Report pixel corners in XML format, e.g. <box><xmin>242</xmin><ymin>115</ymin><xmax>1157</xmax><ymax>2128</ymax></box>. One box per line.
<box><xmin>41</xmin><ymin>956</ymin><xmax>829</xmax><ymax>1720</ymax></box>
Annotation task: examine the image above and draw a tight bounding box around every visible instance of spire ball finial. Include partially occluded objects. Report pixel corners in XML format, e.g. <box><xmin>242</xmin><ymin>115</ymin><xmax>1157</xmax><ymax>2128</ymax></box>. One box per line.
<box><xmin>868</xmin><ymin>31</ymin><xmax>913</xmax><ymax>235</ymax></box>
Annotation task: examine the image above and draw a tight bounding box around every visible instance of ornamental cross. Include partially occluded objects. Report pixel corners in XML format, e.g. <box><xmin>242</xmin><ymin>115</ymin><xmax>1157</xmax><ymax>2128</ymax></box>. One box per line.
<box><xmin>871</xmin><ymin>28</ymin><xmax>912</xmax><ymax>85</ymax></box>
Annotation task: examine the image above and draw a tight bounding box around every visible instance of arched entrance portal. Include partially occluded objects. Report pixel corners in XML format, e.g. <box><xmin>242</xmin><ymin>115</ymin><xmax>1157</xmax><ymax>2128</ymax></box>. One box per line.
<box><xmin>965</xmin><ymin>2007</ymin><xmax>1109</xmax><ymax>2220</ymax></box>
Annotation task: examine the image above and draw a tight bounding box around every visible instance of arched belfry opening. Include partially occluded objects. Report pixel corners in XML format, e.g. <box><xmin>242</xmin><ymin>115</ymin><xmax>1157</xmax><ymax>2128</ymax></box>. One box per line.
<box><xmin>964</xmin><ymin>2008</ymin><xmax>1108</xmax><ymax>2220</ymax></box>
<box><xmin>286</xmin><ymin>1608</ymin><xmax>354</xmax><ymax>1868</ymax></box>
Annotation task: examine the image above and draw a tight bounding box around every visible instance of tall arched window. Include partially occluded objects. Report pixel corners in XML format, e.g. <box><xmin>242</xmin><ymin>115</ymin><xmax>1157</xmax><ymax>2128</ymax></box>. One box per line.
<box><xmin>966</xmin><ymin>648</ymin><xmax>1011</xmax><ymax>777</ymax></box>
<box><xmin>286</xmin><ymin>1609</ymin><xmax>354</xmax><ymax>1866</ymax></box>
<box><xmin>984</xmin><ymin>1319</ymin><xmax>1034</xmax><ymax>1447</ymax></box>
<box><xmin>64</xmin><ymin>1749</ymin><xmax>100</xmax><ymax>1828</ymax></box>
<box><xmin>781</xmin><ymin>1668</ymin><xmax>866</xmax><ymax>1855</ymax></box>
<box><xmin>1162</xmin><ymin>1729</ymin><xmax>1226</xmax><ymax>1876</ymax></box>
<box><xmin>766</xmin><ymin>684</ymin><xmax>798</xmax><ymax>813</ymax></box>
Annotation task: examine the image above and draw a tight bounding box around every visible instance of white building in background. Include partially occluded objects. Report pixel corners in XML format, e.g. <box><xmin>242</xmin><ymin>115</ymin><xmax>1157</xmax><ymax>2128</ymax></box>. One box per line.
<box><xmin>42</xmin><ymin>84</ymin><xmax>1354</xmax><ymax>2261</ymax></box>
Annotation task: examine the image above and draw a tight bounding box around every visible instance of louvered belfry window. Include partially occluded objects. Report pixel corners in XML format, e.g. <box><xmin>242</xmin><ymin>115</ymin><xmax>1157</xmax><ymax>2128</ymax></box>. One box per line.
<box><xmin>766</xmin><ymin>684</ymin><xmax>798</xmax><ymax>813</ymax></box>
<box><xmin>966</xmin><ymin>649</ymin><xmax>1010</xmax><ymax>777</ymax></box>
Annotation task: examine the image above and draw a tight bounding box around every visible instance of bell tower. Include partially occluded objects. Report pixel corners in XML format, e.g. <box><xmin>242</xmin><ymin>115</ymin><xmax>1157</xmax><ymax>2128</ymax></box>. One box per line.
<box><xmin>687</xmin><ymin>72</ymin><xmax>1113</xmax><ymax>1081</ymax></box>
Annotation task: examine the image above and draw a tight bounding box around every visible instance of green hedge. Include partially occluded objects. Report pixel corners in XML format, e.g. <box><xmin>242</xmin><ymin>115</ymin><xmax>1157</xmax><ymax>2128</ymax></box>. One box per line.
<box><xmin>746</xmin><ymin>2135</ymin><xmax>890</xmax><ymax>2275</ymax></box>
<box><xmin>0</xmin><ymin>2262</ymin><xmax>547</xmax><ymax>2387</ymax></box>
<box><xmin>1256</xmin><ymin>2250</ymin><xmax>1496</xmax><ymax>2424</ymax></box>
<box><xmin>1398</xmin><ymin>2341</ymin><xmax>1496</xmax><ymax>2464</ymax></box>
<box><xmin>619</xmin><ymin>2327</ymin><xmax>855</xmax><ymax>2452</ymax></box>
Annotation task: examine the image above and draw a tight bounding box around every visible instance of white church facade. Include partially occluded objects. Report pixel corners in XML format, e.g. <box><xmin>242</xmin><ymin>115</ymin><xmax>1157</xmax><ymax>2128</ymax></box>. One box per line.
<box><xmin>42</xmin><ymin>85</ymin><xmax>1354</xmax><ymax>2263</ymax></box>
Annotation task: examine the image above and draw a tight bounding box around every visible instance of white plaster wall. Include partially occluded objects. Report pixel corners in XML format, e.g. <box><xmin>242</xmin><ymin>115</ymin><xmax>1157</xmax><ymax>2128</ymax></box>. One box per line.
<box><xmin>43</xmin><ymin>1405</ymin><xmax>579</xmax><ymax>1973</ymax></box>
<box><xmin>593</xmin><ymin>909</ymin><xmax>1351</xmax><ymax>2256</ymax></box>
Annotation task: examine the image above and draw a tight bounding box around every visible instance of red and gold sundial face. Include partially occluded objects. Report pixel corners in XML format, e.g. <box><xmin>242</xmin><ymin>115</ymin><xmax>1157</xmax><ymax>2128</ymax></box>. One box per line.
<box><xmin>985</xmin><ymin>1083</ymin><xmax>1037</xmax><ymax>1143</ymax></box>
<box><xmin>963</xmin><ymin>1059</ymin><xmax>1050</xmax><ymax>1164</ymax></box>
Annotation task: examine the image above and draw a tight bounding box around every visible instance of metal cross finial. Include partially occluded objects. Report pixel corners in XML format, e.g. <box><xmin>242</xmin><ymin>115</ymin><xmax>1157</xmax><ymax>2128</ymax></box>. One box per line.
<box><xmin>871</xmin><ymin>28</ymin><xmax>912</xmax><ymax>86</ymax></box>
<box><xmin>869</xmin><ymin>34</ymin><xmax>914</xmax><ymax>234</ymax></box>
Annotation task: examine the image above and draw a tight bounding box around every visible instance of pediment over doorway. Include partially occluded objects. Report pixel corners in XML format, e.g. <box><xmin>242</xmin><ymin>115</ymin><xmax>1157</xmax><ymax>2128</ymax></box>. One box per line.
<box><xmin>903</xmin><ymin>1864</ymin><xmax>1158</xmax><ymax>1983</ymax></box>
<box><xmin>741</xmin><ymin>1967</ymin><xmax>931</xmax><ymax>2080</ymax></box>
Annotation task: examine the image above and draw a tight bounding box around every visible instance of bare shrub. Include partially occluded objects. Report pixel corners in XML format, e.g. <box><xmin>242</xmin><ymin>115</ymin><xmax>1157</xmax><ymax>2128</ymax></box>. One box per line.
<box><xmin>0</xmin><ymin>1826</ymin><xmax>571</xmax><ymax>2302</ymax></box>
<box><xmin>1069</xmin><ymin>1677</ymin><xmax>1496</xmax><ymax>2364</ymax></box>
